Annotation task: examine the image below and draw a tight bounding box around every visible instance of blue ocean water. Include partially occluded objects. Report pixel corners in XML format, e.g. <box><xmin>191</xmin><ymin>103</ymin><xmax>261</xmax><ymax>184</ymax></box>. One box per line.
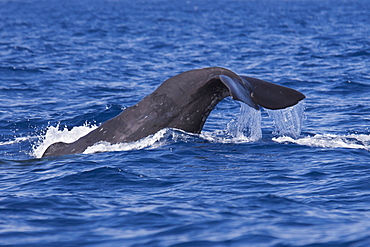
<box><xmin>1</xmin><ymin>0</ymin><xmax>370</xmax><ymax>246</ymax></box>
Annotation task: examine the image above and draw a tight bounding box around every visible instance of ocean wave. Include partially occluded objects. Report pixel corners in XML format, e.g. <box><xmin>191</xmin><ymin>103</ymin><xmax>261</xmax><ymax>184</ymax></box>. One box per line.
<box><xmin>0</xmin><ymin>137</ymin><xmax>29</xmax><ymax>146</ymax></box>
<box><xmin>0</xmin><ymin>65</ymin><xmax>48</xmax><ymax>73</ymax></box>
<box><xmin>273</xmin><ymin>133</ymin><xmax>370</xmax><ymax>150</ymax></box>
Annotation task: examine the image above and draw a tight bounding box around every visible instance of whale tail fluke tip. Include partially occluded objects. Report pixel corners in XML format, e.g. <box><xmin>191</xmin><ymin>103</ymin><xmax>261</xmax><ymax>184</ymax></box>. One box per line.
<box><xmin>241</xmin><ymin>76</ymin><xmax>305</xmax><ymax>110</ymax></box>
<box><xmin>220</xmin><ymin>74</ymin><xmax>305</xmax><ymax>110</ymax></box>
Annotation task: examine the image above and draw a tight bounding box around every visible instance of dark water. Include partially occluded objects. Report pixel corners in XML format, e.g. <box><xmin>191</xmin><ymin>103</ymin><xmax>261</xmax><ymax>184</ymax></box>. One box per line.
<box><xmin>1</xmin><ymin>0</ymin><xmax>370</xmax><ymax>246</ymax></box>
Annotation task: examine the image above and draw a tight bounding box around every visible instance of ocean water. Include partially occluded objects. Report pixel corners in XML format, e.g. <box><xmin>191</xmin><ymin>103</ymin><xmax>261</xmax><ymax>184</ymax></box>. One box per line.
<box><xmin>1</xmin><ymin>0</ymin><xmax>370</xmax><ymax>246</ymax></box>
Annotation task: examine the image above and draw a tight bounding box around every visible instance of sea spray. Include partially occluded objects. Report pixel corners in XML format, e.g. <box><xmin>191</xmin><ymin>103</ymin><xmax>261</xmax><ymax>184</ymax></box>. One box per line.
<box><xmin>32</xmin><ymin>102</ymin><xmax>305</xmax><ymax>158</ymax></box>
<box><xmin>266</xmin><ymin>101</ymin><xmax>305</xmax><ymax>138</ymax></box>
<box><xmin>227</xmin><ymin>102</ymin><xmax>262</xmax><ymax>141</ymax></box>
<box><xmin>83</xmin><ymin>128</ymin><xmax>178</xmax><ymax>154</ymax></box>
<box><xmin>273</xmin><ymin>133</ymin><xmax>370</xmax><ymax>150</ymax></box>
<box><xmin>32</xmin><ymin>123</ymin><xmax>98</xmax><ymax>158</ymax></box>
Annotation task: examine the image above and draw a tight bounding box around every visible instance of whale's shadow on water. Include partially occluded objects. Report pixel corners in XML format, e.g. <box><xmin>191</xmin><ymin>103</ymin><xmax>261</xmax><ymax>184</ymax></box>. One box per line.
<box><xmin>41</xmin><ymin>67</ymin><xmax>305</xmax><ymax>158</ymax></box>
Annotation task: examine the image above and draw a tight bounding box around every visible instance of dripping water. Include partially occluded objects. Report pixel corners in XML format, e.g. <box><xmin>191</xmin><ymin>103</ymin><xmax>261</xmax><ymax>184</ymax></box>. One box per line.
<box><xmin>266</xmin><ymin>101</ymin><xmax>305</xmax><ymax>138</ymax></box>
<box><xmin>227</xmin><ymin>101</ymin><xmax>305</xmax><ymax>141</ymax></box>
<box><xmin>227</xmin><ymin>102</ymin><xmax>262</xmax><ymax>141</ymax></box>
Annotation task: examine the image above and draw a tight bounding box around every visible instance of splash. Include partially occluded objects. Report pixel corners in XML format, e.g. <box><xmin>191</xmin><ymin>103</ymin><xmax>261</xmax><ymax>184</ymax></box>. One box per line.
<box><xmin>31</xmin><ymin>102</ymin><xmax>305</xmax><ymax>157</ymax></box>
<box><xmin>32</xmin><ymin>125</ymin><xmax>193</xmax><ymax>157</ymax></box>
<box><xmin>273</xmin><ymin>133</ymin><xmax>370</xmax><ymax>150</ymax></box>
<box><xmin>83</xmin><ymin>128</ymin><xmax>177</xmax><ymax>154</ymax></box>
<box><xmin>227</xmin><ymin>102</ymin><xmax>262</xmax><ymax>141</ymax></box>
<box><xmin>224</xmin><ymin>101</ymin><xmax>304</xmax><ymax>142</ymax></box>
<box><xmin>266</xmin><ymin>101</ymin><xmax>305</xmax><ymax>138</ymax></box>
<box><xmin>32</xmin><ymin>123</ymin><xmax>98</xmax><ymax>158</ymax></box>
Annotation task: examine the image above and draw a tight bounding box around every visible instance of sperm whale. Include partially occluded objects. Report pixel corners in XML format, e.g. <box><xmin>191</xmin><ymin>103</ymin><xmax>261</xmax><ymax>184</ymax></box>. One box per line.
<box><xmin>42</xmin><ymin>67</ymin><xmax>305</xmax><ymax>157</ymax></box>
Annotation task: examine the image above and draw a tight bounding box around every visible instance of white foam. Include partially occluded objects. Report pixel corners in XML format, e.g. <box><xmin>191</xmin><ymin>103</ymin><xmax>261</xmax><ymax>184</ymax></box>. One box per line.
<box><xmin>83</xmin><ymin>128</ymin><xmax>174</xmax><ymax>154</ymax></box>
<box><xmin>31</xmin><ymin>125</ymin><xmax>195</xmax><ymax>157</ymax></box>
<box><xmin>27</xmin><ymin>101</ymin><xmax>326</xmax><ymax>157</ymax></box>
<box><xmin>273</xmin><ymin>133</ymin><xmax>370</xmax><ymax>150</ymax></box>
<box><xmin>32</xmin><ymin>123</ymin><xmax>98</xmax><ymax>158</ymax></box>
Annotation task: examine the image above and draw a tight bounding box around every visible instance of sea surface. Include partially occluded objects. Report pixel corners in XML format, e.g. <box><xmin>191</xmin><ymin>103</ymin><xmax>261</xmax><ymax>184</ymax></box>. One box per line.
<box><xmin>1</xmin><ymin>0</ymin><xmax>370</xmax><ymax>246</ymax></box>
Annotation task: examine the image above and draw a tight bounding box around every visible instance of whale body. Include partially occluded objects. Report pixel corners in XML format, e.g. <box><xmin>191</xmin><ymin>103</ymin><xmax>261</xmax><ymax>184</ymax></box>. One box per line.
<box><xmin>42</xmin><ymin>67</ymin><xmax>305</xmax><ymax>157</ymax></box>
